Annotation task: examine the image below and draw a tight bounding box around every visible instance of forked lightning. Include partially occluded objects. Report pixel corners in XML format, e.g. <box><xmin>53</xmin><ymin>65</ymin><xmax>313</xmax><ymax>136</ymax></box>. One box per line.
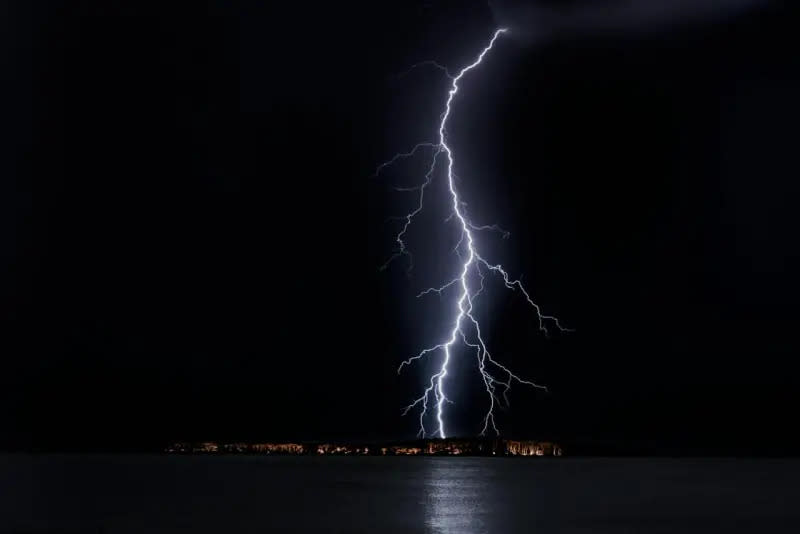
<box><xmin>377</xmin><ymin>29</ymin><xmax>569</xmax><ymax>438</ymax></box>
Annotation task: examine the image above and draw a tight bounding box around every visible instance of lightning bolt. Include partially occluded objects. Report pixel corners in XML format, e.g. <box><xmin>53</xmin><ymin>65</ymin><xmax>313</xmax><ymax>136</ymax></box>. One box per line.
<box><xmin>378</xmin><ymin>29</ymin><xmax>570</xmax><ymax>439</ymax></box>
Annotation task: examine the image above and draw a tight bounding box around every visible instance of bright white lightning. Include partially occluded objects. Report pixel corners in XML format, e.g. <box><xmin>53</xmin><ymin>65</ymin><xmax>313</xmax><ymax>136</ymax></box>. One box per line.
<box><xmin>378</xmin><ymin>29</ymin><xmax>570</xmax><ymax>439</ymax></box>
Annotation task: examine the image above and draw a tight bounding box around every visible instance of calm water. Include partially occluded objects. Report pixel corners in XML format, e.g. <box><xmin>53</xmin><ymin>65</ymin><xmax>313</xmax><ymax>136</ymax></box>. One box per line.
<box><xmin>1</xmin><ymin>455</ymin><xmax>798</xmax><ymax>533</ymax></box>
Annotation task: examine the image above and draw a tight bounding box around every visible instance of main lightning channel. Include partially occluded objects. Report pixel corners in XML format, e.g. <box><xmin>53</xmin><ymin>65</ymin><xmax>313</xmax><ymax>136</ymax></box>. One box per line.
<box><xmin>380</xmin><ymin>29</ymin><xmax>569</xmax><ymax>439</ymax></box>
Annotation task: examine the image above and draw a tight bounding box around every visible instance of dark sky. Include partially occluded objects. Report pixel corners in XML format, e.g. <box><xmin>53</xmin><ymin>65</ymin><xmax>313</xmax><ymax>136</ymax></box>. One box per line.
<box><xmin>2</xmin><ymin>0</ymin><xmax>799</xmax><ymax>452</ymax></box>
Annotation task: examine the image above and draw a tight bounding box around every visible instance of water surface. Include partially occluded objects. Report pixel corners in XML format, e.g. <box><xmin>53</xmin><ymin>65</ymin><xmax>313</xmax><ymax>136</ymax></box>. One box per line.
<box><xmin>2</xmin><ymin>455</ymin><xmax>798</xmax><ymax>533</ymax></box>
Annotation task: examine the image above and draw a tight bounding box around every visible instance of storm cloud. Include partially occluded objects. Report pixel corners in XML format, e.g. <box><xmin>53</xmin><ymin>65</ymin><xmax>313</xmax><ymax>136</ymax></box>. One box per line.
<box><xmin>490</xmin><ymin>0</ymin><xmax>773</xmax><ymax>44</ymax></box>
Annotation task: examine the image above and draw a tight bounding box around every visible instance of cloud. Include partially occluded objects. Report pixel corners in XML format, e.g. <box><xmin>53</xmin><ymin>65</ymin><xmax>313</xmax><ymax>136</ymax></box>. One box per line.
<box><xmin>490</xmin><ymin>0</ymin><xmax>772</xmax><ymax>44</ymax></box>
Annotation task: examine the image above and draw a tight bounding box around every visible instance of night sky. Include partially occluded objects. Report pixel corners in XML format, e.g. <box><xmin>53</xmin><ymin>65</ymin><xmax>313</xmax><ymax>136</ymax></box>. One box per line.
<box><xmin>2</xmin><ymin>1</ymin><xmax>799</xmax><ymax>453</ymax></box>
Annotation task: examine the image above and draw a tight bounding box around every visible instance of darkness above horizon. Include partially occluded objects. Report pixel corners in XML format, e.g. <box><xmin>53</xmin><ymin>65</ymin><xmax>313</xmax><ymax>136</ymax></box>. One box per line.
<box><xmin>2</xmin><ymin>1</ymin><xmax>799</xmax><ymax>453</ymax></box>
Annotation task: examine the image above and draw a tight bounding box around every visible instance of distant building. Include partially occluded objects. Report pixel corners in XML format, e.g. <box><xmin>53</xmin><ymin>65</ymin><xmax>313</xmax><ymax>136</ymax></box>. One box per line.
<box><xmin>251</xmin><ymin>443</ymin><xmax>304</xmax><ymax>454</ymax></box>
<box><xmin>222</xmin><ymin>443</ymin><xmax>249</xmax><ymax>453</ymax></box>
<box><xmin>390</xmin><ymin>446</ymin><xmax>422</xmax><ymax>455</ymax></box>
<box><xmin>192</xmin><ymin>442</ymin><xmax>218</xmax><ymax>453</ymax></box>
<box><xmin>165</xmin><ymin>438</ymin><xmax>563</xmax><ymax>457</ymax></box>
<box><xmin>505</xmin><ymin>440</ymin><xmax>562</xmax><ymax>457</ymax></box>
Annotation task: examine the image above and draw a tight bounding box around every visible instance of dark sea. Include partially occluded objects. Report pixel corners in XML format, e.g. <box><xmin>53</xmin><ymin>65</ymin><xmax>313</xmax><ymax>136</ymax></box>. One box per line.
<box><xmin>2</xmin><ymin>455</ymin><xmax>798</xmax><ymax>533</ymax></box>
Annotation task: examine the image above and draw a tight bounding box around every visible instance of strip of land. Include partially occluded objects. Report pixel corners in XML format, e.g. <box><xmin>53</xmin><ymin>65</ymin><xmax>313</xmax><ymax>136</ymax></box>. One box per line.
<box><xmin>165</xmin><ymin>438</ymin><xmax>563</xmax><ymax>457</ymax></box>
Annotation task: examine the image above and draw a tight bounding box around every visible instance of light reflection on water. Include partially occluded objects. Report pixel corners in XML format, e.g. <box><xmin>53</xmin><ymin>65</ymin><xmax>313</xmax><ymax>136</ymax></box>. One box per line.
<box><xmin>423</xmin><ymin>459</ymin><xmax>494</xmax><ymax>534</ymax></box>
